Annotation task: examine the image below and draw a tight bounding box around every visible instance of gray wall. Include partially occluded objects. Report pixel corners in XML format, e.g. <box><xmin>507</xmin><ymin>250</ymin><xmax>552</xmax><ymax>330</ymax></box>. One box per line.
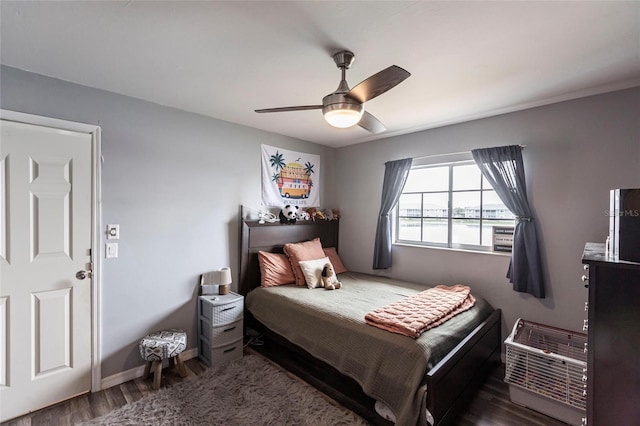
<box><xmin>336</xmin><ymin>88</ymin><xmax>640</xmax><ymax>332</ymax></box>
<box><xmin>0</xmin><ymin>65</ymin><xmax>335</xmax><ymax>378</ymax></box>
<box><xmin>334</xmin><ymin>88</ymin><xmax>640</xmax><ymax>336</ymax></box>
<box><xmin>3</xmin><ymin>63</ymin><xmax>638</xmax><ymax>380</ymax></box>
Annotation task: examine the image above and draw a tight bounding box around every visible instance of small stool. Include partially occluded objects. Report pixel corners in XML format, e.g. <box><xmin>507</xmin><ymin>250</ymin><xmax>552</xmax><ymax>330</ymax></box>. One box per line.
<box><xmin>139</xmin><ymin>329</ymin><xmax>187</xmax><ymax>389</ymax></box>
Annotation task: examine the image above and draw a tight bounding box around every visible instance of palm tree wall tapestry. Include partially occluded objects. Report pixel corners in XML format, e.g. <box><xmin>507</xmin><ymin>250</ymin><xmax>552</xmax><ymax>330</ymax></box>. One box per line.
<box><xmin>261</xmin><ymin>144</ymin><xmax>320</xmax><ymax>207</ymax></box>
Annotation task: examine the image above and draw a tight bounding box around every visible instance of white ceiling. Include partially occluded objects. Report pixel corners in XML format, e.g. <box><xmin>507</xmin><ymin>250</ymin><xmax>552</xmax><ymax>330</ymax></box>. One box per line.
<box><xmin>1</xmin><ymin>1</ymin><xmax>639</xmax><ymax>147</ymax></box>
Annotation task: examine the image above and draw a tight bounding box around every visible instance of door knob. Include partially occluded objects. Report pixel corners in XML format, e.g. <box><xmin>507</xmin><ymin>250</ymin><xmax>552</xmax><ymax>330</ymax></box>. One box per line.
<box><xmin>76</xmin><ymin>270</ymin><xmax>92</xmax><ymax>280</ymax></box>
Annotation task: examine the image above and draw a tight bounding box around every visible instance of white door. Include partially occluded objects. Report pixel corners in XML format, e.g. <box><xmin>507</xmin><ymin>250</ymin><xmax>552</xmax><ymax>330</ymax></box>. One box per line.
<box><xmin>0</xmin><ymin>119</ymin><xmax>93</xmax><ymax>422</ymax></box>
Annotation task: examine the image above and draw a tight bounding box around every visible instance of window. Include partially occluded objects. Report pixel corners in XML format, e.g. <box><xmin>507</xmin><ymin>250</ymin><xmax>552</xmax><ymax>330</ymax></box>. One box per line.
<box><xmin>396</xmin><ymin>159</ymin><xmax>515</xmax><ymax>251</ymax></box>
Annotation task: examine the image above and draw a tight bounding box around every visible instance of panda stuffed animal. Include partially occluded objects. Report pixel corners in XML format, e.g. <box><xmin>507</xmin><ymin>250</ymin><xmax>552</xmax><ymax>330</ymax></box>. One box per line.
<box><xmin>279</xmin><ymin>205</ymin><xmax>299</xmax><ymax>224</ymax></box>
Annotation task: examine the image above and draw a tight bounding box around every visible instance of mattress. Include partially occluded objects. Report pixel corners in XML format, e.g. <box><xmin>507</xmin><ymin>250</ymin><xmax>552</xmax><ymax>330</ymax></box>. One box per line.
<box><xmin>245</xmin><ymin>271</ymin><xmax>495</xmax><ymax>425</ymax></box>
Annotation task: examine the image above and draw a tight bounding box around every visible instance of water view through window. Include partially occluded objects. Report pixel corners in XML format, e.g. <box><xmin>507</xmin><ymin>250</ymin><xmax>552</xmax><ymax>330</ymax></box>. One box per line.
<box><xmin>397</xmin><ymin>162</ymin><xmax>514</xmax><ymax>251</ymax></box>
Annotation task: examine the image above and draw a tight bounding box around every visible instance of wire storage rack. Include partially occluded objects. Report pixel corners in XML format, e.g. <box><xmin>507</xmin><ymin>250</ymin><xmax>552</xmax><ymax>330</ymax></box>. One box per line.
<box><xmin>504</xmin><ymin>319</ymin><xmax>587</xmax><ymax>426</ymax></box>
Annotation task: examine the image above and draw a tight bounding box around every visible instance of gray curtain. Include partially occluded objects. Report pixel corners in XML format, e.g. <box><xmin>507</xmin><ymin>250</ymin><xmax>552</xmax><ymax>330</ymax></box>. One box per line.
<box><xmin>372</xmin><ymin>158</ymin><xmax>413</xmax><ymax>269</ymax></box>
<box><xmin>471</xmin><ymin>145</ymin><xmax>545</xmax><ymax>298</ymax></box>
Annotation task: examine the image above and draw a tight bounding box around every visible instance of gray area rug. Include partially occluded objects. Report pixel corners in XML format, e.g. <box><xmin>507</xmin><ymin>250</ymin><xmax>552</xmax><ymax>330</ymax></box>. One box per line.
<box><xmin>84</xmin><ymin>354</ymin><xmax>367</xmax><ymax>425</ymax></box>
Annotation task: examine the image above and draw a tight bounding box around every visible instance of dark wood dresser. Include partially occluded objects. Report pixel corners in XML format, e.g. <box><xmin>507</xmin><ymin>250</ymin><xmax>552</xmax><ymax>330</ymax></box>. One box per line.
<box><xmin>581</xmin><ymin>242</ymin><xmax>640</xmax><ymax>426</ymax></box>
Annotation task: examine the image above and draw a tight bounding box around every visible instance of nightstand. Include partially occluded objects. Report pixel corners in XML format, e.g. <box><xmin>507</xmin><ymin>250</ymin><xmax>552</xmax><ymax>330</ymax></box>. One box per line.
<box><xmin>197</xmin><ymin>292</ymin><xmax>244</xmax><ymax>366</ymax></box>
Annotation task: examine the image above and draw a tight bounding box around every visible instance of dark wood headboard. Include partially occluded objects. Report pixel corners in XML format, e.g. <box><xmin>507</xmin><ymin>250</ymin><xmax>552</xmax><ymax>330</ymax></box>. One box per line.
<box><xmin>238</xmin><ymin>218</ymin><xmax>339</xmax><ymax>295</ymax></box>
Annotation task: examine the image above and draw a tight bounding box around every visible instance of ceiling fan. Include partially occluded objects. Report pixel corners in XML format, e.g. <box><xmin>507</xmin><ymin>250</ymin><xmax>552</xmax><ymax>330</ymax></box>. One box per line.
<box><xmin>255</xmin><ymin>50</ymin><xmax>411</xmax><ymax>133</ymax></box>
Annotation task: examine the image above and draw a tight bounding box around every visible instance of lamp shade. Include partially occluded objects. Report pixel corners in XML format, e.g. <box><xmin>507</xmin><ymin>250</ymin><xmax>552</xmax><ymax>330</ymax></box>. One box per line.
<box><xmin>217</xmin><ymin>267</ymin><xmax>232</xmax><ymax>285</ymax></box>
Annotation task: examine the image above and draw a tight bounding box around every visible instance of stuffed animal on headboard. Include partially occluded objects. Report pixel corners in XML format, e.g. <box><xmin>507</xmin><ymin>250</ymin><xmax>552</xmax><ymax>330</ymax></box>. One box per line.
<box><xmin>321</xmin><ymin>262</ymin><xmax>342</xmax><ymax>290</ymax></box>
<box><xmin>305</xmin><ymin>207</ymin><xmax>318</xmax><ymax>220</ymax></box>
<box><xmin>279</xmin><ymin>205</ymin><xmax>299</xmax><ymax>224</ymax></box>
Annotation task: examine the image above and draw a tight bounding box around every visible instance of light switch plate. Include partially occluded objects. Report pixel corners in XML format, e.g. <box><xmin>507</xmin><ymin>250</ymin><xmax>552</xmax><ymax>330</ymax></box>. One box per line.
<box><xmin>106</xmin><ymin>242</ymin><xmax>118</xmax><ymax>258</ymax></box>
<box><xmin>107</xmin><ymin>224</ymin><xmax>120</xmax><ymax>239</ymax></box>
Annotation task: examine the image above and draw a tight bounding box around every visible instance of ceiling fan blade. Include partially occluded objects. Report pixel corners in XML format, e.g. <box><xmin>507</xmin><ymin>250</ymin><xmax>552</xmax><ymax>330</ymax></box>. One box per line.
<box><xmin>347</xmin><ymin>65</ymin><xmax>411</xmax><ymax>103</ymax></box>
<box><xmin>358</xmin><ymin>111</ymin><xmax>386</xmax><ymax>134</ymax></box>
<box><xmin>255</xmin><ymin>105</ymin><xmax>323</xmax><ymax>113</ymax></box>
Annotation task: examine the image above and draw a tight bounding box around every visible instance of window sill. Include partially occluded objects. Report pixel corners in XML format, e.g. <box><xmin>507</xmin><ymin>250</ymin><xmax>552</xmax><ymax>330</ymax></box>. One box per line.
<box><xmin>393</xmin><ymin>241</ymin><xmax>512</xmax><ymax>257</ymax></box>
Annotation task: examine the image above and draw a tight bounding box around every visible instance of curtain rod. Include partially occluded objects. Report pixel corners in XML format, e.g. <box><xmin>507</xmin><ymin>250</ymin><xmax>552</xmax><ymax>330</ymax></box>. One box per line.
<box><xmin>412</xmin><ymin>144</ymin><xmax>526</xmax><ymax>161</ymax></box>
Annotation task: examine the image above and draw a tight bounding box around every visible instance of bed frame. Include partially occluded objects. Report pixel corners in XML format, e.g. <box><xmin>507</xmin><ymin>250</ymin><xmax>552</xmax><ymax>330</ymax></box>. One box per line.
<box><xmin>239</xmin><ymin>214</ymin><xmax>502</xmax><ymax>426</ymax></box>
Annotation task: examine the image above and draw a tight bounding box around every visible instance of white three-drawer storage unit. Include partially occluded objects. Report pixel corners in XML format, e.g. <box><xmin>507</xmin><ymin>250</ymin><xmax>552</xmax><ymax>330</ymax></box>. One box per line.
<box><xmin>197</xmin><ymin>292</ymin><xmax>244</xmax><ymax>366</ymax></box>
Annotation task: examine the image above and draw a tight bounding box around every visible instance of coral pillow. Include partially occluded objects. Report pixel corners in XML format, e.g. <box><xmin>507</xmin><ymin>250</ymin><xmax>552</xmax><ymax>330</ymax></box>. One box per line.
<box><xmin>284</xmin><ymin>238</ymin><xmax>326</xmax><ymax>286</ymax></box>
<box><xmin>299</xmin><ymin>257</ymin><xmax>331</xmax><ymax>289</ymax></box>
<box><xmin>322</xmin><ymin>247</ymin><xmax>348</xmax><ymax>274</ymax></box>
<box><xmin>258</xmin><ymin>251</ymin><xmax>295</xmax><ymax>287</ymax></box>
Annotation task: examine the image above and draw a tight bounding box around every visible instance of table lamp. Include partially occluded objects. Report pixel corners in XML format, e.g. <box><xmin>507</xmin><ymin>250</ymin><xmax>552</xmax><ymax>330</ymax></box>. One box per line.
<box><xmin>215</xmin><ymin>267</ymin><xmax>232</xmax><ymax>295</ymax></box>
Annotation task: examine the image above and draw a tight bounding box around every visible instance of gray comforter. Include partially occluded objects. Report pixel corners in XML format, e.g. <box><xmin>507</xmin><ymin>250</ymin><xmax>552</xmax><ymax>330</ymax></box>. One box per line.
<box><xmin>245</xmin><ymin>271</ymin><xmax>494</xmax><ymax>426</ymax></box>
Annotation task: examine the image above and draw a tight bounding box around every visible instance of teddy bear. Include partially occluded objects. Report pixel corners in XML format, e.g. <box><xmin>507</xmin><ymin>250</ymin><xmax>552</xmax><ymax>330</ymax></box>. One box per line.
<box><xmin>305</xmin><ymin>207</ymin><xmax>318</xmax><ymax>220</ymax></box>
<box><xmin>298</xmin><ymin>210</ymin><xmax>310</xmax><ymax>221</ymax></box>
<box><xmin>321</xmin><ymin>262</ymin><xmax>342</xmax><ymax>290</ymax></box>
<box><xmin>279</xmin><ymin>205</ymin><xmax>299</xmax><ymax>224</ymax></box>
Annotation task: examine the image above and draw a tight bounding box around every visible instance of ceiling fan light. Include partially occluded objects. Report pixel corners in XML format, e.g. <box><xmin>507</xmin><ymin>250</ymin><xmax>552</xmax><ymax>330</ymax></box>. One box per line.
<box><xmin>323</xmin><ymin>104</ymin><xmax>364</xmax><ymax>128</ymax></box>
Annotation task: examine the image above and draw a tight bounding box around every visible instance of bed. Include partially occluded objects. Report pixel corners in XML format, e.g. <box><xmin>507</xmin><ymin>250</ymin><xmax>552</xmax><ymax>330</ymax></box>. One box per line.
<box><xmin>239</xmin><ymin>214</ymin><xmax>501</xmax><ymax>426</ymax></box>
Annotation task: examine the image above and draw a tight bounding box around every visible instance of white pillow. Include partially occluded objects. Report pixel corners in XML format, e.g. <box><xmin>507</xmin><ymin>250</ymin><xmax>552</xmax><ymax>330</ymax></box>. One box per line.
<box><xmin>298</xmin><ymin>257</ymin><xmax>332</xmax><ymax>289</ymax></box>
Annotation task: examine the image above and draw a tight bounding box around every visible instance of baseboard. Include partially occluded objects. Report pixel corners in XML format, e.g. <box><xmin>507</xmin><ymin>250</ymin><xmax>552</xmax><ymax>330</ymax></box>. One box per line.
<box><xmin>100</xmin><ymin>347</ymin><xmax>198</xmax><ymax>390</ymax></box>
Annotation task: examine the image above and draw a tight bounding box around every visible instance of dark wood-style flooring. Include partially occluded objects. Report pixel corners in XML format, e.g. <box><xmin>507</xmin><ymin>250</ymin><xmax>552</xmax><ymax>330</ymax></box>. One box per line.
<box><xmin>2</xmin><ymin>347</ymin><xmax>570</xmax><ymax>426</ymax></box>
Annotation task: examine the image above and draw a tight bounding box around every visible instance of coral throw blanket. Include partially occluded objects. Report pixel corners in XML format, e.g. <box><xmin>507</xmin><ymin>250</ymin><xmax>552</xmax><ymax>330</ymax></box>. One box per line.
<box><xmin>365</xmin><ymin>285</ymin><xmax>476</xmax><ymax>338</ymax></box>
